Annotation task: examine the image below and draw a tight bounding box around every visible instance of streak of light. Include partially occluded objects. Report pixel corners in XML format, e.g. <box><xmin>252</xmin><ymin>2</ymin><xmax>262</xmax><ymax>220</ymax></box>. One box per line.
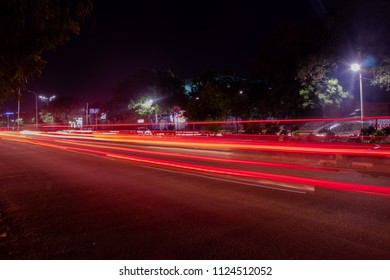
<box><xmin>1</xmin><ymin>132</ymin><xmax>389</xmax><ymax>196</ymax></box>
<box><xmin>2</xmin><ymin>130</ymin><xmax>390</xmax><ymax>159</ymax></box>
<box><xmin>40</xmin><ymin>115</ymin><xmax>390</xmax><ymax>129</ymax></box>
<box><xmin>55</xmin><ymin>139</ymin><xmax>338</xmax><ymax>172</ymax></box>
<box><xmin>105</xmin><ymin>152</ymin><xmax>390</xmax><ymax>196</ymax></box>
<box><xmin>2</xmin><ymin>129</ymin><xmax>390</xmax><ymax>163</ymax></box>
<box><xmin>141</xmin><ymin>165</ymin><xmax>313</xmax><ymax>194</ymax></box>
<box><xmin>28</xmin><ymin>130</ymin><xmax>390</xmax><ymax>158</ymax></box>
<box><xmin>4</xmin><ymin>135</ymin><xmax>388</xmax><ymax>196</ymax></box>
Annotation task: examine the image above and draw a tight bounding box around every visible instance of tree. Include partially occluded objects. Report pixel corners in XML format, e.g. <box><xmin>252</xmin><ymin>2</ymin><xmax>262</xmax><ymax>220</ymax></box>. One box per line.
<box><xmin>47</xmin><ymin>96</ymin><xmax>84</xmax><ymax>124</ymax></box>
<box><xmin>296</xmin><ymin>55</ymin><xmax>351</xmax><ymax>116</ymax></box>
<box><xmin>186</xmin><ymin>71</ymin><xmax>247</xmax><ymax>121</ymax></box>
<box><xmin>370</xmin><ymin>57</ymin><xmax>390</xmax><ymax>91</ymax></box>
<box><xmin>187</xmin><ymin>83</ymin><xmax>230</xmax><ymax>121</ymax></box>
<box><xmin>252</xmin><ymin>0</ymin><xmax>390</xmax><ymax>117</ymax></box>
<box><xmin>115</xmin><ymin>69</ymin><xmax>186</xmax><ymax>125</ymax></box>
<box><xmin>303</xmin><ymin>0</ymin><xmax>390</xmax><ymax>105</ymax></box>
<box><xmin>251</xmin><ymin>20</ymin><xmax>324</xmax><ymax>118</ymax></box>
<box><xmin>114</xmin><ymin>69</ymin><xmax>186</xmax><ymax>109</ymax></box>
<box><xmin>0</xmin><ymin>0</ymin><xmax>93</xmax><ymax>102</ymax></box>
<box><xmin>128</xmin><ymin>96</ymin><xmax>161</xmax><ymax>122</ymax></box>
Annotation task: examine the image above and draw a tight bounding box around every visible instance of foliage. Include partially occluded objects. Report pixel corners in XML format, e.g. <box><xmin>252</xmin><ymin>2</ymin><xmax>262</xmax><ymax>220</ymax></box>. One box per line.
<box><xmin>186</xmin><ymin>82</ymin><xmax>230</xmax><ymax>121</ymax></box>
<box><xmin>52</xmin><ymin>97</ymin><xmax>84</xmax><ymax>123</ymax></box>
<box><xmin>114</xmin><ymin>69</ymin><xmax>186</xmax><ymax>109</ymax></box>
<box><xmin>39</xmin><ymin>96</ymin><xmax>83</xmax><ymax>124</ymax></box>
<box><xmin>117</xmin><ymin>69</ymin><xmax>186</xmax><ymax>124</ymax></box>
<box><xmin>0</xmin><ymin>0</ymin><xmax>93</xmax><ymax>102</ymax></box>
<box><xmin>360</xmin><ymin>126</ymin><xmax>390</xmax><ymax>143</ymax></box>
<box><xmin>251</xmin><ymin>20</ymin><xmax>323</xmax><ymax>118</ymax></box>
<box><xmin>128</xmin><ymin>96</ymin><xmax>161</xmax><ymax>121</ymax></box>
<box><xmin>382</xmin><ymin>126</ymin><xmax>390</xmax><ymax>136</ymax></box>
<box><xmin>204</xmin><ymin>122</ymin><xmax>222</xmax><ymax>133</ymax></box>
<box><xmin>39</xmin><ymin>112</ymin><xmax>54</xmax><ymax>123</ymax></box>
<box><xmin>264</xmin><ymin>122</ymin><xmax>281</xmax><ymax>135</ymax></box>
<box><xmin>252</xmin><ymin>0</ymin><xmax>390</xmax><ymax>118</ymax></box>
<box><xmin>370</xmin><ymin>57</ymin><xmax>390</xmax><ymax>91</ymax></box>
<box><xmin>360</xmin><ymin>125</ymin><xmax>377</xmax><ymax>136</ymax></box>
<box><xmin>296</xmin><ymin>55</ymin><xmax>351</xmax><ymax>113</ymax></box>
<box><xmin>186</xmin><ymin>72</ymin><xmax>253</xmax><ymax>121</ymax></box>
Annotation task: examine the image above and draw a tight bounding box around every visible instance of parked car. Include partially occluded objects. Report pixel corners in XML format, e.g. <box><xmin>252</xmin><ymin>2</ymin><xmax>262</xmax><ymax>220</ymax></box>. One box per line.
<box><xmin>313</xmin><ymin>120</ymin><xmax>365</xmax><ymax>137</ymax></box>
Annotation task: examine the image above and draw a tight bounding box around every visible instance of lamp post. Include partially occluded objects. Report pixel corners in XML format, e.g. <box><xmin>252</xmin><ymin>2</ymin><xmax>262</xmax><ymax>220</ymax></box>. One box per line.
<box><xmin>5</xmin><ymin>112</ymin><xmax>14</xmax><ymax>130</ymax></box>
<box><xmin>351</xmin><ymin>63</ymin><xmax>364</xmax><ymax>128</ymax></box>
<box><xmin>28</xmin><ymin>90</ymin><xmax>39</xmax><ymax>129</ymax></box>
<box><xmin>38</xmin><ymin>94</ymin><xmax>56</xmax><ymax>124</ymax></box>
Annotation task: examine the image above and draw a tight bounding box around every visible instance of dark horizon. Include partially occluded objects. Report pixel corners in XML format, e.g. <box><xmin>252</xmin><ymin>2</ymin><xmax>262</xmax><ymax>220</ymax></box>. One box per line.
<box><xmin>24</xmin><ymin>1</ymin><xmax>314</xmax><ymax>105</ymax></box>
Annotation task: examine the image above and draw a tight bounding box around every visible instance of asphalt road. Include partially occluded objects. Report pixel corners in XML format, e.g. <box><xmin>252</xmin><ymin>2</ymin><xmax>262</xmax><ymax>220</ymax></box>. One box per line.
<box><xmin>0</xmin><ymin>134</ymin><xmax>390</xmax><ymax>259</ymax></box>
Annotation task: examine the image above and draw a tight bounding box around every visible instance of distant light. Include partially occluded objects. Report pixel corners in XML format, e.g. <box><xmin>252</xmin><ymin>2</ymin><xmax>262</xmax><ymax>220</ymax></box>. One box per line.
<box><xmin>38</xmin><ymin>95</ymin><xmax>56</xmax><ymax>102</ymax></box>
<box><xmin>351</xmin><ymin>63</ymin><xmax>361</xmax><ymax>72</ymax></box>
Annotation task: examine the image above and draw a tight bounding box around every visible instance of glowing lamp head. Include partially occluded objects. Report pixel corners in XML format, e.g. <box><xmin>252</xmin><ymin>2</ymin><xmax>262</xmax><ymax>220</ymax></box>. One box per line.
<box><xmin>351</xmin><ymin>63</ymin><xmax>361</xmax><ymax>72</ymax></box>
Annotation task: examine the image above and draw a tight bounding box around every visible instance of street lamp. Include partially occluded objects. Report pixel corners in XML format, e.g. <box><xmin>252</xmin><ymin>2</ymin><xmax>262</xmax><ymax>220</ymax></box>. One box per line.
<box><xmin>5</xmin><ymin>112</ymin><xmax>14</xmax><ymax>130</ymax></box>
<box><xmin>351</xmin><ymin>63</ymin><xmax>364</xmax><ymax>128</ymax></box>
<box><xmin>39</xmin><ymin>94</ymin><xmax>56</xmax><ymax>105</ymax></box>
<box><xmin>38</xmin><ymin>94</ymin><xmax>56</xmax><ymax>124</ymax></box>
<box><xmin>28</xmin><ymin>90</ymin><xmax>39</xmax><ymax>129</ymax></box>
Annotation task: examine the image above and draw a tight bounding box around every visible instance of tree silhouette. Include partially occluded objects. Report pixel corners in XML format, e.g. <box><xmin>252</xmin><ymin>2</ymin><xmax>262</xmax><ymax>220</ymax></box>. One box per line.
<box><xmin>0</xmin><ymin>0</ymin><xmax>93</xmax><ymax>102</ymax></box>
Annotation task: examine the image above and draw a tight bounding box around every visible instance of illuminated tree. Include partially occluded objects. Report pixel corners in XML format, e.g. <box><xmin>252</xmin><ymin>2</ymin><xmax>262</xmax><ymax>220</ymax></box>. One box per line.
<box><xmin>252</xmin><ymin>0</ymin><xmax>390</xmax><ymax>117</ymax></box>
<box><xmin>114</xmin><ymin>69</ymin><xmax>186</xmax><ymax>109</ymax></box>
<box><xmin>370</xmin><ymin>57</ymin><xmax>390</xmax><ymax>91</ymax></box>
<box><xmin>296</xmin><ymin>55</ymin><xmax>351</xmax><ymax>116</ymax></box>
<box><xmin>128</xmin><ymin>96</ymin><xmax>161</xmax><ymax>122</ymax></box>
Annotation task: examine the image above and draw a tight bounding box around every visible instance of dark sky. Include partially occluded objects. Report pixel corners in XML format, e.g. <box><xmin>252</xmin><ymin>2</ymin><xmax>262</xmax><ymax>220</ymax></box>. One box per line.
<box><xmin>28</xmin><ymin>0</ymin><xmax>315</xmax><ymax>104</ymax></box>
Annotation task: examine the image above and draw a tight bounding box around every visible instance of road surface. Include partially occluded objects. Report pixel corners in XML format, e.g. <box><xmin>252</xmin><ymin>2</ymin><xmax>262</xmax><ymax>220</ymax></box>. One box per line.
<box><xmin>0</xmin><ymin>132</ymin><xmax>389</xmax><ymax>259</ymax></box>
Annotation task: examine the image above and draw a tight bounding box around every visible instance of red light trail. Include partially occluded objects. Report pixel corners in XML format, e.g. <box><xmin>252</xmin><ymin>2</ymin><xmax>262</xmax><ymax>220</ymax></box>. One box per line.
<box><xmin>1</xmin><ymin>131</ymin><xmax>389</xmax><ymax>196</ymax></box>
<box><xmin>16</xmin><ymin>130</ymin><xmax>390</xmax><ymax>157</ymax></box>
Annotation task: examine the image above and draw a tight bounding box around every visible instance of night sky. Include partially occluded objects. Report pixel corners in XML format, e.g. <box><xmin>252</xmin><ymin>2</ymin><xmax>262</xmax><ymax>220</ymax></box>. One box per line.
<box><xmin>27</xmin><ymin>0</ymin><xmax>315</xmax><ymax>105</ymax></box>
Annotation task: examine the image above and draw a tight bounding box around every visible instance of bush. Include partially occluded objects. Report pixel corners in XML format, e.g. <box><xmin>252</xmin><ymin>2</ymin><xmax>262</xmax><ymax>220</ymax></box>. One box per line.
<box><xmin>264</xmin><ymin>122</ymin><xmax>281</xmax><ymax>134</ymax></box>
<box><xmin>361</xmin><ymin>125</ymin><xmax>376</xmax><ymax>136</ymax></box>
<box><xmin>361</xmin><ymin>126</ymin><xmax>390</xmax><ymax>143</ymax></box>
<box><xmin>381</xmin><ymin>126</ymin><xmax>390</xmax><ymax>136</ymax></box>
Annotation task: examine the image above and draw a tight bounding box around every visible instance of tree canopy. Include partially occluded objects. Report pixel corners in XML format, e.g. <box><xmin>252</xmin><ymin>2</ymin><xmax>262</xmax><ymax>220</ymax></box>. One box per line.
<box><xmin>0</xmin><ymin>0</ymin><xmax>93</xmax><ymax>102</ymax></box>
<box><xmin>251</xmin><ymin>20</ymin><xmax>323</xmax><ymax>117</ymax></box>
<box><xmin>296</xmin><ymin>54</ymin><xmax>351</xmax><ymax>115</ymax></box>
<box><xmin>252</xmin><ymin>0</ymin><xmax>390</xmax><ymax>117</ymax></box>
<box><xmin>113</xmin><ymin>69</ymin><xmax>186</xmax><ymax>111</ymax></box>
<box><xmin>186</xmin><ymin>71</ymin><xmax>263</xmax><ymax>121</ymax></box>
